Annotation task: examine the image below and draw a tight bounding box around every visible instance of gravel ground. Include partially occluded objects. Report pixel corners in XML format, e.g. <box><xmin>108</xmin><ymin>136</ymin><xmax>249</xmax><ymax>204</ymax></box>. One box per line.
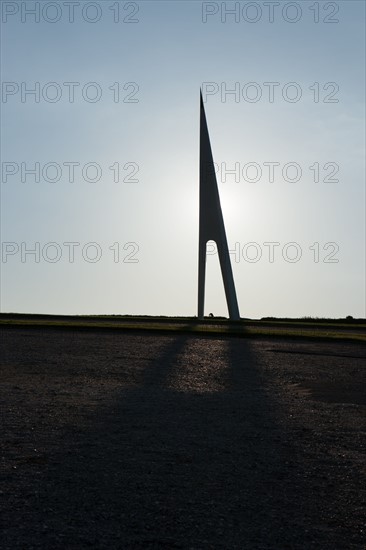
<box><xmin>0</xmin><ymin>328</ymin><xmax>365</xmax><ymax>549</ymax></box>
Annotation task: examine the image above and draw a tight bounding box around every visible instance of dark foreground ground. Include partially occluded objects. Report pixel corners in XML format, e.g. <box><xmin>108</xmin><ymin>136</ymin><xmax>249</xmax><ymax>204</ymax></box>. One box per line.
<box><xmin>0</xmin><ymin>328</ymin><xmax>365</xmax><ymax>549</ymax></box>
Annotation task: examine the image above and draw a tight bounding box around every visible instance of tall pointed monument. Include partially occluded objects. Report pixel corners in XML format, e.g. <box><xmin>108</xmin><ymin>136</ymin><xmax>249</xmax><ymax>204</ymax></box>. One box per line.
<box><xmin>198</xmin><ymin>91</ymin><xmax>240</xmax><ymax>321</ymax></box>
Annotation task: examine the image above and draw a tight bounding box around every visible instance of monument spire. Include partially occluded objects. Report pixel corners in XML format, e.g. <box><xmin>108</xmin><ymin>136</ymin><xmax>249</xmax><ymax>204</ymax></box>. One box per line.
<box><xmin>198</xmin><ymin>90</ymin><xmax>240</xmax><ymax>321</ymax></box>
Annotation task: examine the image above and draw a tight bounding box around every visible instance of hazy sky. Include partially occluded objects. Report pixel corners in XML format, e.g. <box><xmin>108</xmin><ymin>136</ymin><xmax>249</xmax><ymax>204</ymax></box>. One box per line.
<box><xmin>1</xmin><ymin>0</ymin><xmax>365</xmax><ymax>318</ymax></box>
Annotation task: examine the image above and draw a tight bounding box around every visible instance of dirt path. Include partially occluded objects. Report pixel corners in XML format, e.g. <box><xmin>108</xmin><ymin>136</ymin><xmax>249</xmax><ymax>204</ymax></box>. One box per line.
<box><xmin>1</xmin><ymin>329</ymin><xmax>365</xmax><ymax>549</ymax></box>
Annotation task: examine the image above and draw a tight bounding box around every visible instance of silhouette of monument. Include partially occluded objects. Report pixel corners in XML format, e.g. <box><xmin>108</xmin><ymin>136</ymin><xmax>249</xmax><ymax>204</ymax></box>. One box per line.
<box><xmin>198</xmin><ymin>91</ymin><xmax>240</xmax><ymax>321</ymax></box>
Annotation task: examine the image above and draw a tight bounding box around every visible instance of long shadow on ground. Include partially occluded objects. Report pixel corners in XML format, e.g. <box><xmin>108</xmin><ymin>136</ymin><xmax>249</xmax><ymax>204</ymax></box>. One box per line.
<box><xmin>1</xmin><ymin>330</ymin><xmax>330</xmax><ymax>549</ymax></box>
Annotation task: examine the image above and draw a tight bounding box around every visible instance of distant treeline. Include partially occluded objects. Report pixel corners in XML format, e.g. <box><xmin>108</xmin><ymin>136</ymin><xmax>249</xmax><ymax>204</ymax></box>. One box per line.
<box><xmin>261</xmin><ymin>316</ymin><xmax>365</xmax><ymax>324</ymax></box>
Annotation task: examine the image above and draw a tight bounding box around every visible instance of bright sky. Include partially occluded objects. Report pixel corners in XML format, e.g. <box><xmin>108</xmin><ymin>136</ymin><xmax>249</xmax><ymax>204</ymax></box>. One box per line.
<box><xmin>1</xmin><ymin>0</ymin><xmax>365</xmax><ymax>318</ymax></box>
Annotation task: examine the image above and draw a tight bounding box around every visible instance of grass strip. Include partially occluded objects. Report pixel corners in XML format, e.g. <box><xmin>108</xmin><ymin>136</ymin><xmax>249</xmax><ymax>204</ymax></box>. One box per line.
<box><xmin>1</xmin><ymin>319</ymin><xmax>365</xmax><ymax>343</ymax></box>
